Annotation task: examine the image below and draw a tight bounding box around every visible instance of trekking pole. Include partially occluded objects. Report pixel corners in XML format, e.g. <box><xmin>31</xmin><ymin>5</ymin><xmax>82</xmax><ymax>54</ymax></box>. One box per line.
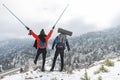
<box><xmin>53</xmin><ymin>4</ymin><xmax>69</xmax><ymax>29</ymax></box>
<box><xmin>3</xmin><ymin>4</ymin><xmax>30</xmax><ymax>30</ymax></box>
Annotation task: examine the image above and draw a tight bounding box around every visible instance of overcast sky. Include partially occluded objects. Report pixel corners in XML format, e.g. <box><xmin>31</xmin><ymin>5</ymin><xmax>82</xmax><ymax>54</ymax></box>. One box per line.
<box><xmin>1</xmin><ymin>0</ymin><xmax>120</xmax><ymax>40</ymax></box>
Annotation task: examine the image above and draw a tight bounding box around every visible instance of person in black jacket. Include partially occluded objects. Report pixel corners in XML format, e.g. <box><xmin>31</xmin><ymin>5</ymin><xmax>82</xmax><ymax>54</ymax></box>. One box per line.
<box><xmin>50</xmin><ymin>33</ymin><xmax>70</xmax><ymax>71</ymax></box>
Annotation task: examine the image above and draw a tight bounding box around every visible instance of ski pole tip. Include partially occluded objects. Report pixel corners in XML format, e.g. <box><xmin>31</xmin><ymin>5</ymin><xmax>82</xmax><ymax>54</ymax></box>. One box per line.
<box><xmin>66</xmin><ymin>4</ymin><xmax>69</xmax><ymax>7</ymax></box>
<box><xmin>2</xmin><ymin>4</ymin><xmax>6</xmax><ymax>7</ymax></box>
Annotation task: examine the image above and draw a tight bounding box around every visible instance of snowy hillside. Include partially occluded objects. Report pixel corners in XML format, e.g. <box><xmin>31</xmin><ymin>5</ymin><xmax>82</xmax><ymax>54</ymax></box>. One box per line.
<box><xmin>0</xmin><ymin>39</ymin><xmax>36</xmax><ymax>71</ymax></box>
<box><xmin>68</xmin><ymin>26</ymin><xmax>120</xmax><ymax>68</ymax></box>
<box><xmin>1</xmin><ymin>26</ymin><xmax>120</xmax><ymax>73</ymax></box>
<box><xmin>0</xmin><ymin>39</ymin><xmax>52</xmax><ymax>71</ymax></box>
<box><xmin>1</xmin><ymin>58</ymin><xmax>120</xmax><ymax>80</ymax></box>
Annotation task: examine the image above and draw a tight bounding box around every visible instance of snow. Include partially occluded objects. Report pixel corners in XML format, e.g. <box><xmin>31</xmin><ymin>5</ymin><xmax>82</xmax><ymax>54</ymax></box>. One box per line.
<box><xmin>1</xmin><ymin>58</ymin><xmax>120</xmax><ymax>80</ymax></box>
<box><xmin>2</xmin><ymin>74</ymin><xmax>25</xmax><ymax>80</ymax></box>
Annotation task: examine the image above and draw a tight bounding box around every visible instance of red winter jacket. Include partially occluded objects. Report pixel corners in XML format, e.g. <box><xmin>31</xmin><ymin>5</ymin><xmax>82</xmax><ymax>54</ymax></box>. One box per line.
<box><xmin>30</xmin><ymin>29</ymin><xmax>53</xmax><ymax>49</ymax></box>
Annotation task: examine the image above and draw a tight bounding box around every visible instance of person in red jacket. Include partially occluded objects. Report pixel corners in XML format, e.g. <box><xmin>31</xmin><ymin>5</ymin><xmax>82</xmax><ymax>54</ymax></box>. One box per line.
<box><xmin>28</xmin><ymin>26</ymin><xmax>54</xmax><ymax>71</ymax></box>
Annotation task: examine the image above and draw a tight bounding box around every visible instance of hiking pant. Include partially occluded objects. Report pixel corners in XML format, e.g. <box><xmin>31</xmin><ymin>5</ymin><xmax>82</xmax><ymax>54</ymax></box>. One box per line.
<box><xmin>34</xmin><ymin>48</ymin><xmax>46</xmax><ymax>70</ymax></box>
<box><xmin>51</xmin><ymin>49</ymin><xmax>64</xmax><ymax>71</ymax></box>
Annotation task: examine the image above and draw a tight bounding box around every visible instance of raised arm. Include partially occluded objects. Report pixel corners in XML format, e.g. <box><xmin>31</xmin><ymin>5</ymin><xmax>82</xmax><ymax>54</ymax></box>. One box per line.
<box><xmin>46</xmin><ymin>29</ymin><xmax>53</xmax><ymax>40</ymax></box>
<box><xmin>29</xmin><ymin>30</ymin><xmax>39</xmax><ymax>40</ymax></box>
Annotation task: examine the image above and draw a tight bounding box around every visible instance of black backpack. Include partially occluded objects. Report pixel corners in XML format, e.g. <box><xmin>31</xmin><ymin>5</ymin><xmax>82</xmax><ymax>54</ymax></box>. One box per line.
<box><xmin>33</xmin><ymin>40</ymin><xmax>37</xmax><ymax>49</ymax></box>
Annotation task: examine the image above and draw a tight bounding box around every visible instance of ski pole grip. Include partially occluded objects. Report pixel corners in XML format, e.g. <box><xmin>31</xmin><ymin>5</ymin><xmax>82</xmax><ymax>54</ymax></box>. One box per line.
<box><xmin>26</xmin><ymin>26</ymin><xmax>30</xmax><ymax>30</ymax></box>
<box><xmin>52</xmin><ymin>26</ymin><xmax>55</xmax><ymax>29</ymax></box>
<box><xmin>28</xmin><ymin>30</ymin><xmax>32</xmax><ymax>35</ymax></box>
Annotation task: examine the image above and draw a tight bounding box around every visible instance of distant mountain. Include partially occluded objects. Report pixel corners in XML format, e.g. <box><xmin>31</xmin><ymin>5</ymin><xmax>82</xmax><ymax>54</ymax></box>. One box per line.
<box><xmin>67</xmin><ymin>26</ymin><xmax>120</xmax><ymax>68</ymax></box>
<box><xmin>0</xmin><ymin>39</ymin><xmax>52</xmax><ymax>71</ymax></box>
<box><xmin>1</xmin><ymin>26</ymin><xmax>120</xmax><ymax>71</ymax></box>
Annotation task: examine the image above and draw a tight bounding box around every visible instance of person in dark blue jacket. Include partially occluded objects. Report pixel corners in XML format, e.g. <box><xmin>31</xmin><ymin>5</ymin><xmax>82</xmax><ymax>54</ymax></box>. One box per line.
<box><xmin>50</xmin><ymin>33</ymin><xmax>70</xmax><ymax>71</ymax></box>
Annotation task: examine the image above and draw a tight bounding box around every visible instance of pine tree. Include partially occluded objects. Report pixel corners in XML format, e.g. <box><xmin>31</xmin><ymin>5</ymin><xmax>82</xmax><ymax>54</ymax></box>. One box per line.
<box><xmin>104</xmin><ymin>59</ymin><xmax>114</xmax><ymax>67</ymax></box>
<box><xmin>98</xmin><ymin>76</ymin><xmax>102</xmax><ymax>80</ymax></box>
<box><xmin>94</xmin><ymin>65</ymin><xmax>109</xmax><ymax>75</ymax></box>
<box><xmin>51</xmin><ymin>77</ymin><xmax>58</xmax><ymax>80</ymax></box>
<box><xmin>80</xmin><ymin>69</ymin><xmax>90</xmax><ymax>80</ymax></box>
<box><xmin>117</xmin><ymin>57</ymin><xmax>120</xmax><ymax>61</ymax></box>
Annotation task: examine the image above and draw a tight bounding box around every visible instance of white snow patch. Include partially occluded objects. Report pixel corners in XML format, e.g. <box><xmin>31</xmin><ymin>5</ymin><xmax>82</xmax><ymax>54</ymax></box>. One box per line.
<box><xmin>1</xmin><ymin>58</ymin><xmax>120</xmax><ymax>80</ymax></box>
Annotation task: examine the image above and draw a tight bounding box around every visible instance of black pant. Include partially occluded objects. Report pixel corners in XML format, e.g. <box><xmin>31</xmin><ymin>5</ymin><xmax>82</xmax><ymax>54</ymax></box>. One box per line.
<box><xmin>34</xmin><ymin>48</ymin><xmax>46</xmax><ymax>70</ymax></box>
<box><xmin>51</xmin><ymin>49</ymin><xmax>64</xmax><ymax>71</ymax></box>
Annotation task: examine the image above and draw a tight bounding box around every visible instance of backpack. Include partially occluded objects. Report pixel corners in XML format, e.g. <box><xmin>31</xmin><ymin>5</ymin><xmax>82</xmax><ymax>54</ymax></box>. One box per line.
<box><xmin>33</xmin><ymin>40</ymin><xmax>37</xmax><ymax>49</ymax></box>
<box><xmin>55</xmin><ymin>34</ymin><xmax>67</xmax><ymax>49</ymax></box>
<box><xmin>33</xmin><ymin>35</ymin><xmax>46</xmax><ymax>49</ymax></box>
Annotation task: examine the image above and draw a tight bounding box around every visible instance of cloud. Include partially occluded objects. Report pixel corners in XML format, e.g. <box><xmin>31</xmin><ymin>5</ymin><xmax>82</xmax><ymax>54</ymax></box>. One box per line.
<box><xmin>110</xmin><ymin>14</ymin><xmax>120</xmax><ymax>28</ymax></box>
<box><xmin>62</xmin><ymin>18</ymin><xmax>97</xmax><ymax>36</ymax></box>
<box><xmin>0</xmin><ymin>17</ymin><xmax>96</xmax><ymax>40</ymax></box>
<box><xmin>1</xmin><ymin>0</ymin><xmax>120</xmax><ymax>40</ymax></box>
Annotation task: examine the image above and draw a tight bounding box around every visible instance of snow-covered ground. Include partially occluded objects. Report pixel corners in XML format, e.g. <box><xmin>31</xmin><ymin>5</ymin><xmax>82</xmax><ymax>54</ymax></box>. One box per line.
<box><xmin>1</xmin><ymin>58</ymin><xmax>120</xmax><ymax>80</ymax></box>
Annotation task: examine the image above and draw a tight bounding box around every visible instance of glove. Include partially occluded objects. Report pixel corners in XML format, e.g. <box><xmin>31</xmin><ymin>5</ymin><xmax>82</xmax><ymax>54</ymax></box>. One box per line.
<box><xmin>52</xmin><ymin>26</ymin><xmax>55</xmax><ymax>29</ymax></box>
<box><xmin>28</xmin><ymin>30</ymin><xmax>32</xmax><ymax>35</ymax></box>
